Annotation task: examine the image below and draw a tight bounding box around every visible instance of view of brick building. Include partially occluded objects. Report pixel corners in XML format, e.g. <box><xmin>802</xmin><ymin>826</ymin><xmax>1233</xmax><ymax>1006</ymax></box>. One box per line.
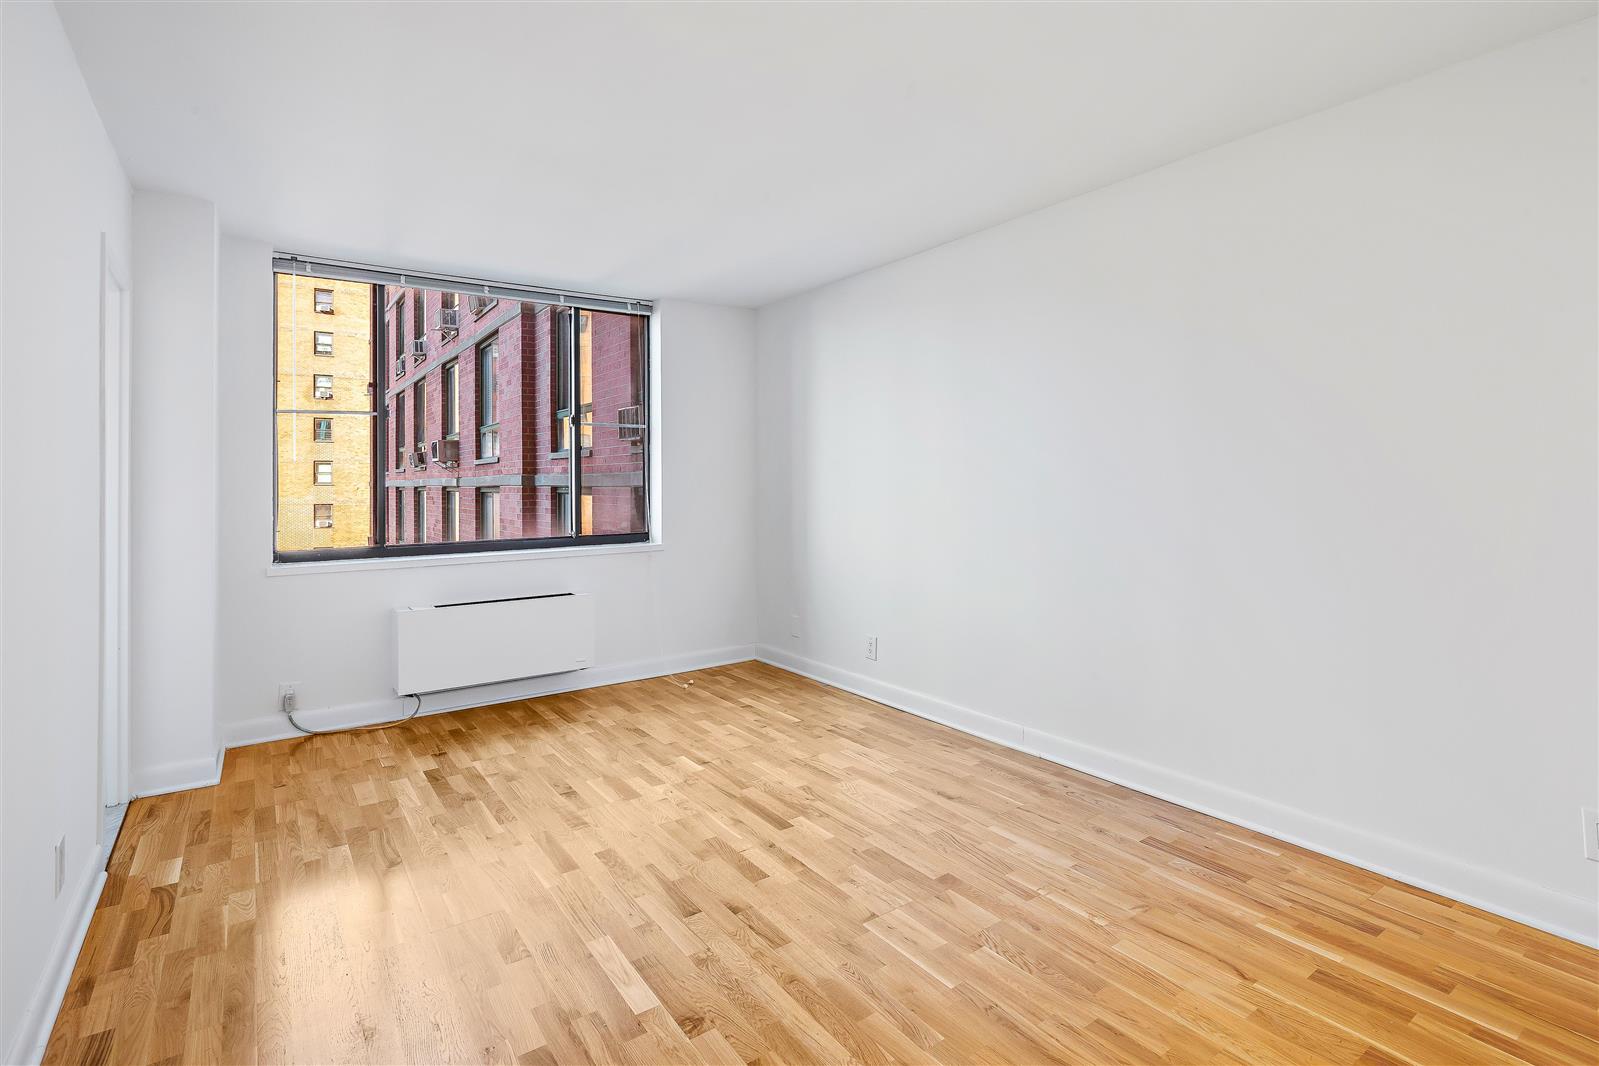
<box><xmin>273</xmin><ymin>273</ymin><xmax>374</xmax><ymax>551</ymax></box>
<box><xmin>381</xmin><ymin>289</ymin><xmax>646</xmax><ymax>545</ymax></box>
<box><xmin>274</xmin><ymin>272</ymin><xmax>646</xmax><ymax>556</ymax></box>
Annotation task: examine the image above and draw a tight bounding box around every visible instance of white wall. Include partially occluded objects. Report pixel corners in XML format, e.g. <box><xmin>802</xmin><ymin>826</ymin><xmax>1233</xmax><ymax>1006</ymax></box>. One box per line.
<box><xmin>128</xmin><ymin>191</ymin><xmax>219</xmax><ymax>795</ymax></box>
<box><xmin>215</xmin><ymin>237</ymin><xmax>759</xmax><ymax>746</ymax></box>
<box><xmin>0</xmin><ymin>2</ymin><xmax>132</xmax><ymax>1059</ymax></box>
<box><xmin>756</xmin><ymin>22</ymin><xmax>1599</xmax><ymax>943</ymax></box>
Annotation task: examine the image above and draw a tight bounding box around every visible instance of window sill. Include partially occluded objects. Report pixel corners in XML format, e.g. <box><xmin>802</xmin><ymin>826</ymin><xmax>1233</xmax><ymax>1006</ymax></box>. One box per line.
<box><xmin>265</xmin><ymin>539</ymin><xmax>662</xmax><ymax>577</ymax></box>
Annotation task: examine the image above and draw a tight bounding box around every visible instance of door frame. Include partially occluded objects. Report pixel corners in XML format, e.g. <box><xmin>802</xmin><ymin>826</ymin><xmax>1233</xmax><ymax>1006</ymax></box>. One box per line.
<box><xmin>99</xmin><ymin>234</ymin><xmax>131</xmax><ymax>823</ymax></box>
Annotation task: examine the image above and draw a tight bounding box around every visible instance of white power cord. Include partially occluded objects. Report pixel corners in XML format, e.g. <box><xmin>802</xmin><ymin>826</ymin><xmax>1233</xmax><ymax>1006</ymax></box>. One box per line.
<box><xmin>284</xmin><ymin>690</ymin><xmax>424</xmax><ymax>736</ymax></box>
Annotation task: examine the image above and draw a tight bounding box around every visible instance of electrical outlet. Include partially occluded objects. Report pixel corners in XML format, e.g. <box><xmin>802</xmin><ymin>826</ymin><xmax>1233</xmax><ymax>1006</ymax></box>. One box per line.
<box><xmin>865</xmin><ymin>635</ymin><xmax>878</xmax><ymax>661</ymax></box>
<box><xmin>790</xmin><ymin>614</ymin><xmax>801</xmax><ymax>638</ymax></box>
<box><xmin>278</xmin><ymin>683</ymin><xmax>299</xmax><ymax>715</ymax></box>
<box><xmin>1583</xmin><ymin>807</ymin><xmax>1599</xmax><ymax>862</ymax></box>
<box><xmin>54</xmin><ymin>837</ymin><xmax>65</xmax><ymax>897</ymax></box>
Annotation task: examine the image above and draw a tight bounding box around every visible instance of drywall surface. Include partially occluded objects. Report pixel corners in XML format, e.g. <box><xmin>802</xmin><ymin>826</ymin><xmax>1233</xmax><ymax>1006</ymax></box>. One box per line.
<box><xmin>214</xmin><ymin>237</ymin><xmax>759</xmax><ymax>744</ymax></box>
<box><xmin>756</xmin><ymin>23</ymin><xmax>1598</xmax><ymax>941</ymax></box>
<box><xmin>128</xmin><ymin>192</ymin><xmax>220</xmax><ymax>796</ymax></box>
<box><xmin>0</xmin><ymin>1</ymin><xmax>131</xmax><ymax>1058</ymax></box>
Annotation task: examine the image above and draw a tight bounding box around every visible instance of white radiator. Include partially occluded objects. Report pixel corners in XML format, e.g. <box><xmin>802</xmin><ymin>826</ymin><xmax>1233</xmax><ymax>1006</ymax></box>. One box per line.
<box><xmin>393</xmin><ymin>592</ymin><xmax>593</xmax><ymax>695</ymax></box>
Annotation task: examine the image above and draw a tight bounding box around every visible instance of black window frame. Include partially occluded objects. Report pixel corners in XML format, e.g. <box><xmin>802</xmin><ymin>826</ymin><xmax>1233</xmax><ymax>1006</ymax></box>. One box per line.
<box><xmin>272</xmin><ymin>256</ymin><xmax>652</xmax><ymax>564</ymax></box>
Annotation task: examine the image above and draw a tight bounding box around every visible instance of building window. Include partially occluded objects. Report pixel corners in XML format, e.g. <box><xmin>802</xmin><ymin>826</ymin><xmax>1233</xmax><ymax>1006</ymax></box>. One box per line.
<box><xmin>477</xmin><ymin>489</ymin><xmax>499</xmax><ymax>540</ymax></box>
<box><xmin>443</xmin><ymin>487</ymin><xmax>459</xmax><ymax>542</ymax></box>
<box><xmin>443</xmin><ymin>359</ymin><xmax>459</xmax><ymax>440</ymax></box>
<box><xmin>314</xmin><ymin>288</ymin><xmax>334</xmax><ymax>314</ymax></box>
<box><xmin>557</xmin><ymin>311</ymin><xmax>596</xmax><ymax>452</ymax></box>
<box><xmin>273</xmin><ymin>262</ymin><xmax>650</xmax><ymax>561</ymax></box>
<box><xmin>313</xmin><ymin>503</ymin><xmax>333</xmax><ymax>528</ymax></box>
<box><xmin>314</xmin><ymin>331</ymin><xmax>333</xmax><ymax>355</ymax></box>
<box><xmin>414</xmin><ymin>379</ymin><xmax>427</xmax><ymax>451</ymax></box>
<box><xmin>477</xmin><ymin>338</ymin><xmax>499</xmax><ymax>460</ymax></box>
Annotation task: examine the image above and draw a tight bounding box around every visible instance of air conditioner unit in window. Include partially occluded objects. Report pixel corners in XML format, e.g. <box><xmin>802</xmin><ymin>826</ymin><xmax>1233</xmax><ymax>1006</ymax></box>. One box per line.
<box><xmin>314</xmin><ymin>518</ymin><xmax>334</xmax><ymax>528</ymax></box>
<box><xmin>411</xmin><ymin>448</ymin><xmax>427</xmax><ymax>469</ymax></box>
<box><xmin>408</xmin><ymin>338</ymin><xmax>428</xmax><ymax>363</ymax></box>
<box><xmin>314</xmin><ymin>388</ymin><xmax>333</xmax><ymax>400</ymax></box>
<box><xmin>617</xmin><ymin>404</ymin><xmax>645</xmax><ymax>443</ymax></box>
<box><xmin>430</xmin><ymin>439</ymin><xmax>460</xmax><ymax>466</ymax></box>
<box><xmin>437</xmin><ymin>308</ymin><xmax>460</xmax><ymax>333</ymax></box>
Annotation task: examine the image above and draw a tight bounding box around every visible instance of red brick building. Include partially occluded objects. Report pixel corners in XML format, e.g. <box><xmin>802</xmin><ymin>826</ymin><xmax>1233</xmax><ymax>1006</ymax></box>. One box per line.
<box><xmin>382</xmin><ymin>289</ymin><xmax>645</xmax><ymax>545</ymax></box>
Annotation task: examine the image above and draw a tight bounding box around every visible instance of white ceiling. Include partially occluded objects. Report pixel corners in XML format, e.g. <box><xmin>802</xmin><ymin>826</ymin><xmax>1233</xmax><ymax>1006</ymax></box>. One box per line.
<box><xmin>59</xmin><ymin>1</ymin><xmax>1594</xmax><ymax>307</ymax></box>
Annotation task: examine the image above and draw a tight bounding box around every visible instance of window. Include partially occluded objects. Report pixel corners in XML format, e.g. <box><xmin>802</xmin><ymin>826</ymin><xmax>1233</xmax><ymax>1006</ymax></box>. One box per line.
<box><xmin>393</xmin><ymin>394</ymin><xmax>405</xmax><ymax>468</ymax></box>
<box><xmin>313</xmin><ymin>503</ymin><xmax>333</xmax><ymax>528</ymax></box>
<box><xmin>477</xmin><ymin>338</ymin><xmax>499</xmax><ymax>460</ymax></box>
<box><xmin>443</xmin><ymin>487</ymin><xmax>459</xmax><ymax>542</ymax></box>
<box><xmin>392</xmin><ymin>296</ymin><xmax>406</xmax><ymax>378</ymax></box>
<box><xmin>443</xmin><ymin>359</ymin><xmax>459</xmax><ymax>440</ymax></box>
<box><xmin>414</xmin><ymin>379</ymin><xmax>426</xmax><ymax>450</ymax></box>
<box><xmin>314</xmin><ymin>288</ymin><xmax>334</xmax><ymax>314</ymax></box>
<box><xmin>557</xmin><ymin>311</ymin><xmax>596</xmax><ymax>452</ymax></box>
<box><xmin>478</xmin><ymin>488</ymin><xmax>499</xmax><ymax>540</ymax></box>
<box><xmin>273</xmin><ymin>260</ymin><xmax>650</xmax><ymax>561</ymax></box>
<box><xmin>314</xmin><ymin>331</ymin><xmax>333</xmax><ymax>355</ymax></box>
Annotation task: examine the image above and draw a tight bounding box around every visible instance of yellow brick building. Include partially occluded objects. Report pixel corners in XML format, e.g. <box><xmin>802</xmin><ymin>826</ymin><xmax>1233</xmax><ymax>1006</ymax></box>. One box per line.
<box><xmin>274</xmin><ymin>273</ymin><xmax>373</xmax><ymax>551</ymax></box>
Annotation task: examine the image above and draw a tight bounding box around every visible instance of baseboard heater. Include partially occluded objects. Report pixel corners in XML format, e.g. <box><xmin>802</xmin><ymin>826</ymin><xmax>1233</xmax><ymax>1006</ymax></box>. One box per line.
<box><xmin>393</xmin><ymin>592</ymin><xmax>594</xmax><ymax>695</ymax></box>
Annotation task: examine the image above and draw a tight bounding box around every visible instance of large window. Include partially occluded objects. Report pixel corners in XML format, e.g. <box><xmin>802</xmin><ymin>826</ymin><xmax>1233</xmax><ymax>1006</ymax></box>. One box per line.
<box><xmin>272</xmin><ymin>258</ymin><xmax>650</xmax><ymax>560</ymax></box>
<box><xmin>477</xmin><ymin>338</ymin><xmax>499</xmax><ymax>461</ymax></box>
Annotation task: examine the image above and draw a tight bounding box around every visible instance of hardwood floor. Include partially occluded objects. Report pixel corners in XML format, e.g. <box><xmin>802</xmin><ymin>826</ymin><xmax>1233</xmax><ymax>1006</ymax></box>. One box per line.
<box><xmin>44</xmin><ymin>662</ymin><xmax>1598</xmax><ymax>1065</ymax></box>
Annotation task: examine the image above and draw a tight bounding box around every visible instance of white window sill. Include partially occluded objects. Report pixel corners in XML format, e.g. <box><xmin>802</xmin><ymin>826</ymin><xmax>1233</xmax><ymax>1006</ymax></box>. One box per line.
<box><xmin>265</xmin><ymin>539</ymin><xmax>662</xmax><ymax>577</ymax></box>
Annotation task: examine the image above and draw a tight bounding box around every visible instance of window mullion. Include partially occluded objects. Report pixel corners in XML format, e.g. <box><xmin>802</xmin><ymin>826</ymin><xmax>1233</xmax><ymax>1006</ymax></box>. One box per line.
<box><xmin>566</xmin><ymin>307</ymin><xmax>581</xmax><ymax>539</ymax></box>
<box><xmin>374</xmin><ymin>282</ymin><xmax>389</xmax><ymax>549</ymax></box>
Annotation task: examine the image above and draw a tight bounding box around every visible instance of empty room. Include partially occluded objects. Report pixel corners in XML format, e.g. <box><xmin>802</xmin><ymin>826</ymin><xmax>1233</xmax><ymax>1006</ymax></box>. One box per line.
<box><xmin>2</xmin><ymin>1</ymin><xmax>1596</xmax><ymax>1063</ymax></box>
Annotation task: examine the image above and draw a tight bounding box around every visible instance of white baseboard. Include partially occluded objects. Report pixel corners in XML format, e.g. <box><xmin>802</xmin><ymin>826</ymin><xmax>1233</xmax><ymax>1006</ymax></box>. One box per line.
<box><xmin>2</xmin><ymin>847</ymin><xmax>110</xmax><ymax>1066</ymax></box>
<box><xmin>129</xmin><ymin>746</ymin><xmax>223</xmax><ymax>798</ymax></box>
<box><xmin>220</xmin><ymin>644</ymin><xmax>760</xmax><ymax>750</ymax></box>
<box><xmin>755</xmin><ymin>646</ymin><xmax>1599</xmax><ymax>948</ymax></box>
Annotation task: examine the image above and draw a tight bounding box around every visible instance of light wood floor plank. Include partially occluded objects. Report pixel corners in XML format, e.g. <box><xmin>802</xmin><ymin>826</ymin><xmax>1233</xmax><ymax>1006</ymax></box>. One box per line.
<box><xmin>43</xmin><ymin>662</ymin><xmax>1598</xmax><ymax>1065</ymax></box>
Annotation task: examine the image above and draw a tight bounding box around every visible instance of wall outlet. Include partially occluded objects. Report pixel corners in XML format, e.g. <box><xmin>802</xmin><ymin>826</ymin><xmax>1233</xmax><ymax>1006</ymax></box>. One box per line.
<box><xmin>278</xmin><ymin>683</ymin><xmax>299</xmax><ymax>715</ymax></box>
<box><xmin>790</xmin><ymin>615</ymin><xmax>801</xmax><ymax>638</ymax></box>
<box><xmin>1583</xmin><ymin>807</ymin><xmax>1599</xmax><ymax>862</ymax></box>
<box><xmin>54</xmin><ymin>837</ymin><xmax>65</xmax><ymax>897</ymax></box>
<box><xmin>865</xmin><ymin>635</ymin><xmax>878</xmax><ymax>661</ymax></box>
